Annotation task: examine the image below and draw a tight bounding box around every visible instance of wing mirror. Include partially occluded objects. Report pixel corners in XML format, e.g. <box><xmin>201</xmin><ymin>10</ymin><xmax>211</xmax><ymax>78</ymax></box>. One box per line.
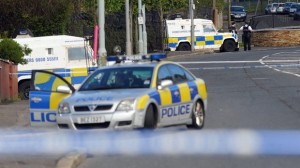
<box><xmin>57</xmin><ymin>85</ymin><xmax>72</xmax><ymax>94</ymax></box>
<box><xmin>158</xmin><ymin>79</ymin><xmax>173</xmax><ymax>90</ymax></box>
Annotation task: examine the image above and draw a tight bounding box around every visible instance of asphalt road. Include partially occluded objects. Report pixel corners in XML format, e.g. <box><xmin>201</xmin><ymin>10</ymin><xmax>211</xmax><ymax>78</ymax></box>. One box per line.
<box><xmin>78</xmin><ymin>47</ymin><xmax>300</xmax><ymax>168</ymax></box>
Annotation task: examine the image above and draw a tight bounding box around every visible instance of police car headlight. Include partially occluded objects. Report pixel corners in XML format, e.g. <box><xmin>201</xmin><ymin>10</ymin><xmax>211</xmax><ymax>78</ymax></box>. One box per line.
<box><xmin>116</xmin><ymin>99</ymin><xmax>135</xmax><ymax>112</ymax></box>
<box><xmin>58</xmin><ymin>102</ymin><xmax>71</xmax><ymax>114</ymax></box>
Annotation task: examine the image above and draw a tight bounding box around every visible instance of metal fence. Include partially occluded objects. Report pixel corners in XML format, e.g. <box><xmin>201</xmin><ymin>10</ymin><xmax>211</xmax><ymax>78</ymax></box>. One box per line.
<box><xmin>250</xmin><ymin>14</ymin><xmax>300</xmax><ymax>29</ymax></box>
<box><xmin>0</xmin><ymin>60</ymin><xmax>18</xmax><ymax>103</ymax></box>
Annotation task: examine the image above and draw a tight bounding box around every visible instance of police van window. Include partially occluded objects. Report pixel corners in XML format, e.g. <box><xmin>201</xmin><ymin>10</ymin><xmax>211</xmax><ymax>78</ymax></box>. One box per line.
<box><xmin>47</xmin><ymin>48</ymin><xmax>53</xmax><ymax>55</ymax></box>
<box><xmin>203</xmin><ymin>24</ymin><xmax>215</xmax><ymax>33</ymax></box>
<box><xmin>167</xmin><ymin>64</ymin><xmax>187</xmax><ymax>83</ymax></box>
<box><xmin>157</xmin><ymin>65</ymin><xmax>172</xmax><ymax>85</ymax></box>
<box><xmin>68</xmin><ymin>47</ymin><xmax>86</xmax><ymax>61</ymax></box>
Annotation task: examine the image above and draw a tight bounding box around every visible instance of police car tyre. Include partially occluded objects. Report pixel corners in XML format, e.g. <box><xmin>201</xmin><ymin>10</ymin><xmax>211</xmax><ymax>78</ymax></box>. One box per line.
<box><xmin>223</xmin><ymin>40</ymin><xmax>236</xmax><ymax>52</ymax></box>
<box><xmin>144</xmin><ymin>105</ymin><xmax>157</xmax><ymax>129</ymax></box>
<box><xmin>187</xmin><ymin>101</ymin><xmax>205</xmax><ymax>129</ymax></box>
<box><xmin>19</xmin><ymin>80</ymin><xmax>30</xmax><ymax>100</ymax></box>
<box><xmin>177</xmin><ymin>43</ymin><xmax>191</xmax><ymax>51</ymax></box>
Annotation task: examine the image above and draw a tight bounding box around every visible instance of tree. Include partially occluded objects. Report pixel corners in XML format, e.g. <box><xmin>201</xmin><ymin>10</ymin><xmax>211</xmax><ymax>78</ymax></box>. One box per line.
<box><xmin>0</xmin><ymin>0</ymin><xmax>73</xmax><ymax>37</ymax></box>
<box><xmin>0</xmin><ymin>39</ymin><xmax>31</xmax><ymax>64</ymax></box>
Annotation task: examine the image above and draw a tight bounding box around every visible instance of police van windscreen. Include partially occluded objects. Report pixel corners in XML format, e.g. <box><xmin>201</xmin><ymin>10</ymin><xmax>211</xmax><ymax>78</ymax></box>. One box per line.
<box><xmin>79</xmin><ymin>67</ymin><xmax>154</xmax><ymax>91</ymax></box>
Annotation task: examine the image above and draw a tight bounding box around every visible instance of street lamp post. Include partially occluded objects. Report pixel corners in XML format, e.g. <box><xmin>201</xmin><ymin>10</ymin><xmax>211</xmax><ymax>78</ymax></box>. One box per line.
<box><xmin>98</xmin><ymin>0</ymin><xmax>107</xmax><ymax>67</ymax></box>
<box><xmin>228</xmin><ymin>0</ymin><xmax>231</xmax><ymax>30</ymax></box>
<box><xmin>190</xmin><ymin>0</ymin><xmax>195</xmax><ymax>52</ymax></box>
<box><xmin>138</xmin><ymin>0</ymin><xmax>143</xmax><ymax>55</ymax></box>
<box><xmin>126</xmin><ymin>0</ymin><xmax>132</xmax><ymax>55</ymax></box>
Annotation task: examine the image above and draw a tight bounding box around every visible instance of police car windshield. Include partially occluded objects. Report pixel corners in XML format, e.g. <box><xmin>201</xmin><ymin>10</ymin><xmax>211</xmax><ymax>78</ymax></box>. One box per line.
<box><xmin>79</xmin><ymin>67</ymin><xmax>154</xmax><ymax>91</ymax></box>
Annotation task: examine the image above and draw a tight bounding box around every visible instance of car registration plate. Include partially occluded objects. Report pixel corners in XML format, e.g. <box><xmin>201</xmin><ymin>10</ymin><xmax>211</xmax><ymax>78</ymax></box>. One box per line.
<box><xmin>78</xmin><ymin>116</ymin><xmax>104</xmax><ymax>124</ymax></box>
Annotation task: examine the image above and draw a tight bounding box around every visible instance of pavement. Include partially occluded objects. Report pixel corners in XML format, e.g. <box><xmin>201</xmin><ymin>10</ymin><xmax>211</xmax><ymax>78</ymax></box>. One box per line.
<box><xmin>0</xmin><ymin>100</ymin><xmax>86</xmax><ymax>168</ymax></box>
<box><xmin>0</xmin><ymin>100</ymin><xmax>30</xmax><ymax>128</ymax></box>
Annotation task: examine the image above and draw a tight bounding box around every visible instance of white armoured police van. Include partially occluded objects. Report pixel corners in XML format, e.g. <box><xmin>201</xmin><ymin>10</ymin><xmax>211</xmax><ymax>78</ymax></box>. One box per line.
<box><xmin>165</xmin><ymin>18</ymin><xmax>239</xmax><ymax>52</ymax></box>
<box><xmin>15</xmin><ymin>35</ymin><xmax>96</xmax><ymax>100</ymax></box>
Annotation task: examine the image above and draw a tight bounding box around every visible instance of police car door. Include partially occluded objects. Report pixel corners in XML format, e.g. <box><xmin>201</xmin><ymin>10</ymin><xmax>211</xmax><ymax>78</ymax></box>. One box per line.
<box><xmin>167</xmin><ymin>64</ymin><xmax>193</xmax><ymax>122</ymax></box>
<box><xmin>30</xmin><ymin>70</ymin><xmax>75</xmax><ymax>126</ymax></box>
<box><xmin>157</xmin><ymin>65</ymin><xmax>178</xmax><ymax>126</ymax></box>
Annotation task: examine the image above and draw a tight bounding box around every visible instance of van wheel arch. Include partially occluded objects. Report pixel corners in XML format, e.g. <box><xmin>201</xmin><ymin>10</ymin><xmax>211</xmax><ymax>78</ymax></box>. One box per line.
<box><xmin>19</xmin><ymin>79</ymin><xmax>31</xmax><ymax>100</ymax></box>
<box><xmin>177</xmin><ymin>42</ymin><xmax>191</xmax><ymax>51</ymax></box>
<box><xmin>221</xmin><ymin>39</ymin><xmax>237</xmax><ymax>52</ymax></box>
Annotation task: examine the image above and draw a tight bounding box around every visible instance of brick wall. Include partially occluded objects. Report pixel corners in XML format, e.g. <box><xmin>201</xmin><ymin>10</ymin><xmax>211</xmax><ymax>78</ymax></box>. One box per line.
<box><xmin>252</xmin><ymin>29</ymin><xmax>300</xmax><ymax>47</ymax></box>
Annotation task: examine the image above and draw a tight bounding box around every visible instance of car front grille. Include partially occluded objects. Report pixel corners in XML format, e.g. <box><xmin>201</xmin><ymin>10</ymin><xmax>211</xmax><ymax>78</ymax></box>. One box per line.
<box><xmin>74</xmin><ymin>122</ymin><xmax>110</xmax><ymax>129</ymax></box>
<box><xmin>74</xmin><ymin>105</ymin><xmax>113</xmax><ymax>112</ymax></box>
<box><xmin>95</xmin><ymin>105</ymin><xmax>113</xmax><ymax>111</ymax></box>
<box><xmin>74</xmin><ymin>106</ymin><xmax>89</xmax><ymax>112</ymax></box>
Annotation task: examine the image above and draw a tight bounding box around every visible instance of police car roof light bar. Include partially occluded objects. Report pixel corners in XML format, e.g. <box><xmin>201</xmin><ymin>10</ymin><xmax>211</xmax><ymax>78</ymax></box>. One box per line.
<box><xmin>150</xmin><ymin>53</ymin><xmax>167</xmax><ymax>62</ymax></box>
<box><xmin>107</xmin><ymin>53</ymin><xmax>167</xmax><ymax>63</ymax></box>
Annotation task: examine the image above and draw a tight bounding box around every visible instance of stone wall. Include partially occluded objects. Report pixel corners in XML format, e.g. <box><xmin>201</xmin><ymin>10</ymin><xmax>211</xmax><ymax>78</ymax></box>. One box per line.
<box><xmin>252</xmin><ymin>29</ymin><xmax>300</xmax><ymax>47</ymax></box>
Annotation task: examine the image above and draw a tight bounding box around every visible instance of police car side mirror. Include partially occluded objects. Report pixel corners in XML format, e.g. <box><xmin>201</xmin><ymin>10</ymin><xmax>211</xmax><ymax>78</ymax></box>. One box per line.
<box><xmin>57</xmin><ymin>85</ymin><xmax>72</xmax><ymax>94</ymax></box>
<box><xmin>158</xmin><ymin>79</ymin><xmax>173</xmax><ymax>90</ymax></box>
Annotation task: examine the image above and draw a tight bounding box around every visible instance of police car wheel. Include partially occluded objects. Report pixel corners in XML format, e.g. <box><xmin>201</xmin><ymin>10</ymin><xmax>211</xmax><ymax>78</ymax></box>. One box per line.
<box><xmin>144</xmin><ymin>105</ymin><xmax>157</xmax><ymax>129</ymax></box>
<box><xmin>19</xmin><ymin>81</ymin><xmax>30</xmax><ymax>100</ymax></box>
<box><xmin>187</xmin><ymin>101</ymin><xmax>204</xmax><ymax>129</ymax></box>
<box><xmin>223</xmin><ymin>40</ymin><xmax>236</xmax><ymax>52</ymax></box>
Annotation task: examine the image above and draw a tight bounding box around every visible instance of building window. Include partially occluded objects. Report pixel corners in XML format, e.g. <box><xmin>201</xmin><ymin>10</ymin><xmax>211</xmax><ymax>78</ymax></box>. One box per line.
<box><xmin>47</xmin><ymin>48</ymin><xmax>53</xmax><ymax>55</ymax></box>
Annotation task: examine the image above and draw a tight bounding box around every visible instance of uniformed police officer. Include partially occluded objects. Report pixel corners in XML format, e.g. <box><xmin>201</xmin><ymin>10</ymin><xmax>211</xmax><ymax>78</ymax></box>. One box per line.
<box><xmin>229</xmin><ymin>21</ymin><xmax>237</xmax><ymax>34</ymax></box>
<box><xmin>239</xmin><ymin>21</ymin><xmax>253</xmax><ymax>51</ymax></box>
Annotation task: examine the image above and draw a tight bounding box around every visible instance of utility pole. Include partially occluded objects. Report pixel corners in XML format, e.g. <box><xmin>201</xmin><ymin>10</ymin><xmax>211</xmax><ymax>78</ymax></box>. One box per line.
<box><xmin>138</xmin><ymin>0</ymin><xmax>143</xmax><ymax>55</ymax></box>
<box><xmin>98</xmin><ymin>0</ymin><xmax>107</xmax><ymax>67</ymax></box>
<box><xmin>212</xmin><ymin>0</ymin><xmax>216</xmax><ymax>25</ymax></box>
<box><xmin>125</xmin><ymin>0</ymin><xmax>132</xmax><ymax>55</ymax></box>
<box><xmin>142</xmin><ymin>5</ymin><xmax>147</xmax><ymax>55</ymax></box>
<box><xmin>190</xmin><ymin>0</ymin><xmax>195</xmax><ymax>52</ymax></box>
<box><xmin>228</xmin><ymin>0</ymin><xmax>231</xmax><ymax>30</ymax></box>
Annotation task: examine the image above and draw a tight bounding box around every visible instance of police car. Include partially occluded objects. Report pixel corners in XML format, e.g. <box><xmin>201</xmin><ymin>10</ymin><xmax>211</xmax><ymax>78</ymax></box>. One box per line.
<box><xmin>29</xmin><ymin>54</ymin><xmax>207</xmax><ymax>130</ymax></box>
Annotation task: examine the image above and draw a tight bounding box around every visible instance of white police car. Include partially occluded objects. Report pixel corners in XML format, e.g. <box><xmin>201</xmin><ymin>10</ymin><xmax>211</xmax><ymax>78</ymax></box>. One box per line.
<box><xmin>29</xmin><ymin>54</ymin><xmax>207</xmax><ymax>130</ymax></box>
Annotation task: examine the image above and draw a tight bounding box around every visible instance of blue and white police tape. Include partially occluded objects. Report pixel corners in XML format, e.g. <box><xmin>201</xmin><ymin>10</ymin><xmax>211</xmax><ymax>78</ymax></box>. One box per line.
<box><xmin>1</xmin><ymin>129</ymin><xmax>300</xmax><ymax>155</ymax></box>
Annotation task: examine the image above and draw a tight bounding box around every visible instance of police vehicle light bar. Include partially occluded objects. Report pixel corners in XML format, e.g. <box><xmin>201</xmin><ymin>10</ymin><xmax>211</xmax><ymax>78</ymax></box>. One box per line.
<box><xmin>107</xmin><ymin>53</ymin><xmax>167</xmax><ymax>63</ymax></box>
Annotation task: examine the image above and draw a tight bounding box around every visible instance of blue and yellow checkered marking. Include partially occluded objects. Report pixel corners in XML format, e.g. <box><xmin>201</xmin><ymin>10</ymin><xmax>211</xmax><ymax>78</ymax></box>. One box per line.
<box><xmin>18</xmin><ymin>67</ymin><xmax>96</xmax><ymax>85</ymax></box>
<box><xmin>30</xmin><ymin>91</ymin><xmax>71</xmax><ymax>110</ymax></box>
<box><xmin>30</xmin><ymin>91</ymin><xmax>51</xmax><ymax>109</ymax></box>
<box><xmin>170</xmin><ymin>85</ymin><xmax>181</xmax><ymax>104</ymax></box>
<box><xmin>142</xmin><ymin>79</ymin><xmax>207</xmax><ymax>112</ymax></box>
<box><xmin>168</xmin><ymin>34</ymin><xmax>237</xmax><ymax>49</ymax></box>
<box><xmin>187</xmin><ymin>81</ymin><xmax>199</xmax><ymax>100</ymax></box>
<box><xmin>148</xmin><ymin>91</ymin><xmax>161</xmax><ymax>106</ymax></box>
<box><xmin>146</xmin><ymin>81</ymin><xmax>205</xmax><ymax>108</ymax></box>
<box><xmin>35</xmin><ymin>75</ymin><xmax>56</xmax><ymax>91</ymax></box>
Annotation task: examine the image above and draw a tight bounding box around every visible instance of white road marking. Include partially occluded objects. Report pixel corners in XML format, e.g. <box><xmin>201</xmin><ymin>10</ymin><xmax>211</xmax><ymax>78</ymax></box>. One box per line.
<box><xmin>178</xmin><ymin>60</ymin><xmax>300</xmax><ymax>64</ymax></box>
<box><xmin>259</xmin><ymin>52</ymin><xmax>300</xmax><ymax>78</ymax></box>
<box><xmin>252</xmin><ymin>78</ymin><xmax>269</xmax><ymax>80</ymax></box>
